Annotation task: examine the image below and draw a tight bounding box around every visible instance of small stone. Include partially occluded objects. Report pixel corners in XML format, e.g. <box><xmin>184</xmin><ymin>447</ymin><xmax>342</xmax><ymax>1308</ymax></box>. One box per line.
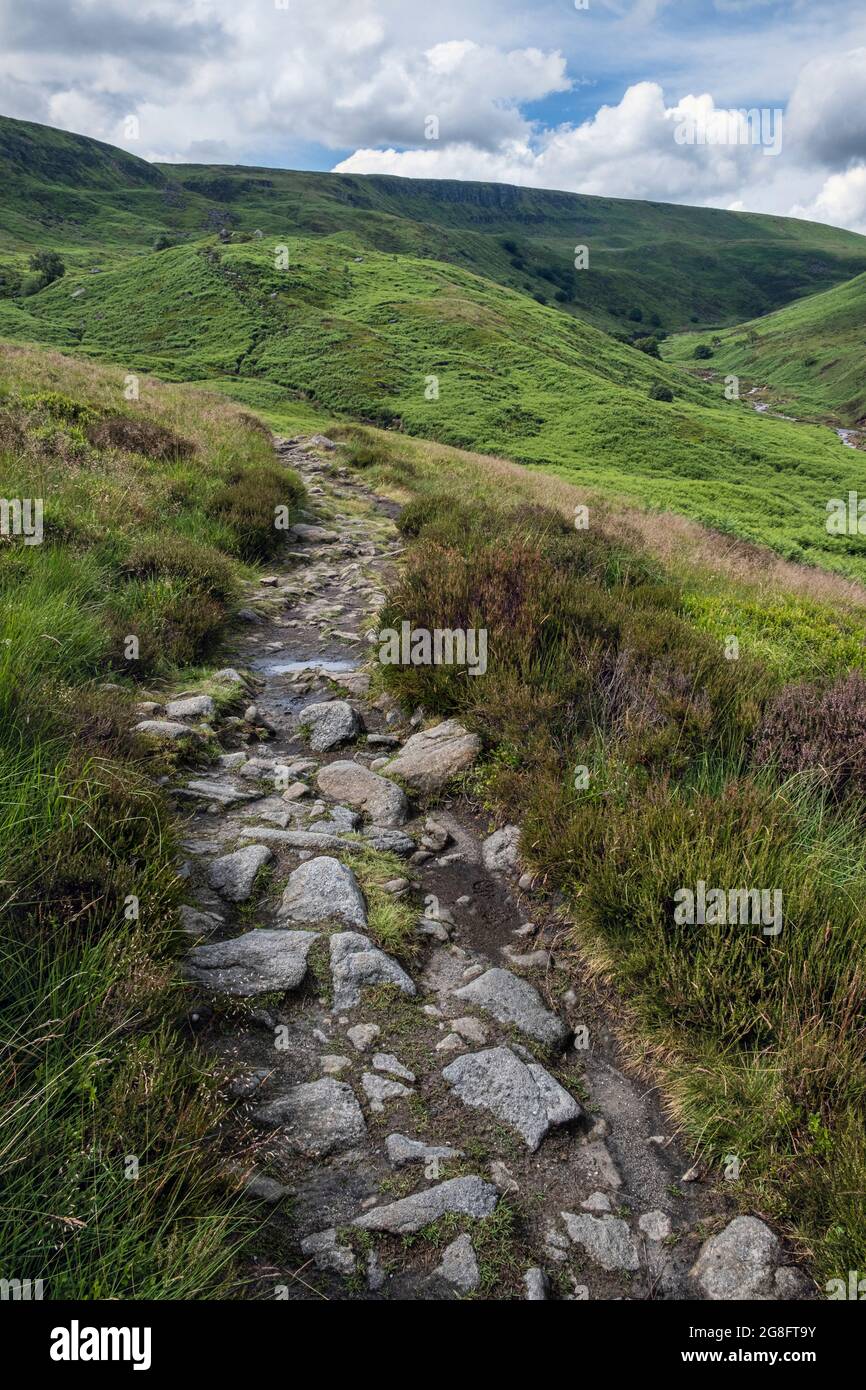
<box><xmin>384</xmin><ymin>1134</ymin><xmax>463</xmax><ymax>1168</ymax></box>
<box><xmin>300</xmin><ymin>1228</ymin><xmax>356</xmax><ymax>1276</ymax></box>
<box><xmin>561</xmin><ymin>1212</ymin><xmax>641</xmax><ymax>1272</ymax></box>
<box><xmin>690</xmin><ymin>1216</ymin><xmax>780</xmax><ymax>1300</ymax></box>
<box><xmin>362</xmin><ymin>1073</ymin><xmax>412</xmax><ymax>1113</ymax></box>
<box><xmin>490</xmin><ymin>1160</ymin><xmax>519</xmax><ymax>1195</ymax></box>
<box><xmin>518</xmin><ymin>872</ymin><xmax>535</xmax><ymax>891</ymax></box>
<box><xmin>454</xmin><ymin>968</ymin><xmax>568</xmax><ymax>1049</ymax></box>
<box><xmin>581</xmin><ymin>1191</ymin><xmax>612</xmax><ymax>1213</ymax></box>
<box><xmin>244</xmin><ymin>704</ymin><xmax>259</xmax><ymax>723</ymax></box>
<box><xmin>242</xmin><ymin>1172</ymin><xmax>288</xmax><ymax>1204</ymax></box>
<box><xmin>329</xmin><ymin>932</ymin><xmax>416</xmax><ymax>1011</ymax></box>
<box><xmin>321</xmin><ymin>1054</ymin><xmax>352</xmax><ymax>1076</ymax></box>
<box><xmin>481</xmin><ymin>824</ymin><xmax>521</xmax><ymax>873</ymax></box>
<box><xmin>639</xmin><ymin>1210</ymin><xmax>672</xmax><ymax>1242</ymax></box>
<box><xmin>434</xmin><ymin>1234</ymin><xmax>479</xmax><ymax>1293</ymax></box>
<box><xmin>451</xmin><ymin>1016</ymin><xmax>488</xmax><ymax>1045</ymax></box>
<box><xmin>282</xmin><ymin>781</ymin><xmax>310</xmax><ymax>801</ymax></box>
<box><xmin>300</xmin><ymin>700</ymin><xmax>360</xmax><ymax>752</ymax></box>
<box><xmin>366</xmin><ymin>1249</ymin><xmax>385</xmax><ymax>1292</ymax></box>
<box><xmin>436</xmin><ymin>1033</ymin><xmax>465</xmax><ymax>1053</ymax></box>
<box><xmin>316</xmin><ymin>760</ymin><xmax>407</xmax><ymax>826</ymax></box>
<box><xmin>347</xmin><ymin>1023</ymin><xmax>380</xmax><ymax>1052</ymax></box>
<box><xmin>383</xmin><ymin>720</ymin><xmax>481</xmax><ymax>794</ymax></box>
<box><xmin>260</xmin><ymin>576</ymin><xmax>279</xmax><ymax>587</ymax></box>
<box><xmin>443</xmin><ymin>1046</ymin><xmax>582</xmax><ymax>1150</ymax></box>
<box><xmin>372</xmin><ymin>1053</ymin><xmax>415</xmax><ymax>1082</ymax></box>
<box><xmin>524</xmin><ymin>1267</ymin><xmax>548</xmax><ymax>1300</ymax></box>
<box><xmin>253</xmin><ymin>1078</ymin><xmax>367</xmax><ymax>1157</ymax></box>
<box><xmin>382</xmin><ymin>877</ymin><xmax>409</xmax><ymax>894</ymax></box>
<box><xmin>278</xmin><ymin>856</ymin><xmax>367</xmax><ymax>928</ymax></box>
<box><xmin>165</xmin><ymin>694</ymin><xmax>215</xmax><ymax>721</ymax></box>
<box><xmin>207</xmin><ymin>844</ymin><xmax>272</xmax><ymax>902</ymax></box>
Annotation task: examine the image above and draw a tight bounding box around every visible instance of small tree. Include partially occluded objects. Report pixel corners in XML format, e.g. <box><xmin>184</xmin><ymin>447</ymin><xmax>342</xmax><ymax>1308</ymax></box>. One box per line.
<box><xmin>693</xmin><ymin>343</ymin><xmax>713</xmax><ymax>360</ymax></box>
<box><xmin>28</xmin><ymin>251</ymin><xmax>65</xmax><ymax>288</ymax></box>
<box><xmin>649</xmin><ymin>383</ymin><xmax>674</xmax><ymax>402</ymax></box>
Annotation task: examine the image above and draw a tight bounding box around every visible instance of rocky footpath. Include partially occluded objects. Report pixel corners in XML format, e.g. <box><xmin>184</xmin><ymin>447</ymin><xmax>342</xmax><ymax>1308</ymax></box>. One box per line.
<box><xmin>149</xmin><ymin>435</ymin><xmax>810</xmax><ymax>1301</ymax></box>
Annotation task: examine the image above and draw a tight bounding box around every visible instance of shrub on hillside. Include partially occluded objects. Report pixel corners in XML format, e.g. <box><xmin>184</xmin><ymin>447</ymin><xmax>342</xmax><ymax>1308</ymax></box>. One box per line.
<box><xmin>753</xmin><ymin>671</ymin><xmax>866</xmax><ymax>803</ymax></box>
<box><xmin>208</xmin><ymin>463</ymin><xmax>304</xmax><ymax>561</ymax></box>
<box><xmin>649</xmin><ymin>383</ymin><xmax>674</xmax><ymax>402</ymax></box>
<box><xmin>694</xmin><ymin>343</ymin><xmax>713</xmax><ymax>360</ymax></box>
<box><xmin>634</xmin><ymin>337</ymin><xmax>661</xmax><ymax>358</ymax></box>
<box><xmin>86</xmin><ymin>414</ymin><xmax>196</xmax><ymax>461</ymax></box>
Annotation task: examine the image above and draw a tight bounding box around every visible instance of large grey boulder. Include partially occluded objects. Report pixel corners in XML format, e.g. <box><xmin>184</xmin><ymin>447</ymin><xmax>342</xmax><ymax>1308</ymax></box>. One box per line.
<box><xmin>454</xmin><ymin>968</ymin><xmax>568</xmax><ymax>1049</ymax></box>
<box><xmin>316</xmin><ymin>761</ymin><xmax>407</xmax><ymax>827</ymax></box>
<box><xmin>184</xmin><ymin>928</ymin><xmax>318</xmax><ymax>997</ymax></box>
<box><xmin>561</xmin><ymin>1212</ymin><xmax>641</xmax><ymax>1272</ymax></box>
<box><xmin>299</xmin><ymin>700</ymin><xmax>360</xmax><ymax>752</ymax></box>
<box><xmin>384</xmin><ymin>719</ymin><xmax>480</xmax><ymax>794</ymax></box>
<box><xmin>278</xmin><ymin>856</ymin><xmax>367</xmax><ymax>928</ymax></box>
<box><xmin>354</xmin><ymin>1177</ymin><xmax>498</xmax><ymax>1234</ymax></box>
<box><xmin>253</xmin><ymin>1078</ymin><xmax>367</xmax><ymax>1157</ymax></box>
<box><xmin>165</xmin><ymin>694</ymin><xmax>215</xmax><ymax>721</ymax></box>
<box><xmin>443</xmin><ymin>1046</ymin><xmax>582</xmax><ymax>1150</ymax></box>
<box><xmin>690</xmin><ymin>1216</ymin><xmax>780</xmax><ymax>1300</ymax></box>
<box><xmin>481</xmin><ymin>824</ymin><xmax>521</xmax><ymax>873</ymax></box>
<box><xmin>329</xmin><ymin>931</ymin><xmax>416</xmax><ymax>1010</ymax></box>
<box><xmin>207</xmin><ymin>844</ymin><xmax>272</xmax><ymax>901</ymax></box>
<box><xmin>133</xmin><ymin>719</ymin><xmax>203</xmax><ymax>742</ymax></box>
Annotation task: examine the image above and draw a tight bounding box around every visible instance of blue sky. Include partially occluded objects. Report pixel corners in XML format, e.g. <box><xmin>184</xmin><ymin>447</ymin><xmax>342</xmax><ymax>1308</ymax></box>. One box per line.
<box><xmin>1</xmin><ymin>1</ymin><xmax>865</xmax><ymax>229</ymax></box>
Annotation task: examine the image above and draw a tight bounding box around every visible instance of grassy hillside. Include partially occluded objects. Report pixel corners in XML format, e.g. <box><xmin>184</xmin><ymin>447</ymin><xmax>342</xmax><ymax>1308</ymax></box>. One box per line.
<box><xmin>4</xmin><ymin>113</ymin><xmax>866</xmax><ymax>335</ymax></box>
<box><xmin>340</xmin><ymin>421</ymin><xmax>866</xmax><ymax>1286</ymax></box>
<box><xmin>10</xmin><ymin>232</ymin><xmax>866</xmax><ymax>583</ymax></box>
<box><xmin>0</xmin><ymin>343</ymin><xmax>304</xmax><ymax>1296</ymax></box>
<box><xmin>664</xmin><ymin>271</ymin><xmax>866</xmax><ymax>427</ymax></box>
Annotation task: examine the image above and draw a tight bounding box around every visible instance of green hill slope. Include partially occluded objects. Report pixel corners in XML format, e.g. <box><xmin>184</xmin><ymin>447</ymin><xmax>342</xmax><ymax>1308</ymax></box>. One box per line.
<box><xmin>663</xmin><ymin>271</ymin><xmax>866</xmax><ymax>426</ymax></box>
<box><xmin>4</xmin><ymin>113</ymin><xmax>866</xmax><ymax>335</ymax></box>
<box><xmin>10</xmin><ymin>232</ymin><xmax>866</xmax><ymax>582</ymax></box>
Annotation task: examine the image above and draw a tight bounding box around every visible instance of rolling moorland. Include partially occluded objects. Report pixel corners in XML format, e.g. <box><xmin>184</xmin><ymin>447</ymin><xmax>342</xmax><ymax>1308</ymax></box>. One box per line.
<box><xmin>665</xmin><ymin>270</ymin><xmax>866</xmax><ymax>427</ymax></box>
<box><xmin>2</xmin><ymin>114</ymin><xmax>866</xmax><ymax>1299</ymax></box>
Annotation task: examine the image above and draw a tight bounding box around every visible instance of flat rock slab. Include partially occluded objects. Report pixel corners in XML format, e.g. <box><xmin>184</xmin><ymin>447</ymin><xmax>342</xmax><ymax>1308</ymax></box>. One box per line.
<box><xmin>278</xmin><ymin>856</ymin><xmax>367</xmax><ymax>928</ymax></box>
<box><xmin>207</xmin><ymin>844</ymin><xmax>272</xmax><ymax>901</ymax></box>
<box><xmin>253</xmin><ymin>1078</ymin><xmax>367</xmax><ymax>1157</ymax></box>
<box><xmin>363</xmin><ymin>826</ymin><xmax>414</xmax><ymax>855</ymax></box>
<box><xmin>454</xmin><ymin>967</ymin><xmax>568</xmax><ymax>1049</ymax></box>
<box><xmin>562</xmin><ymin>1212</ymin><xmax>641</xmax><ymax>1272</ymax></box>
<box><xmin>443</xmin><ymin>1046</ymin><xmax>582</xmax><ymax>1151</ymax></box>
<box><xmin>354</xmin><ymin>1176</ymin><xmax>499</xmax><ymax>1234</ymax></box>
<box><xmin>329</xmin><ymin>931</ymin><xmax>416</xmax><ymax>1011</ymax></box>
<box><xmin>178</xmin><ymin>780</ymin><xmax>260</xmax><ymax>807</ymax></box>
<box><xmin>184</xmin><ymin>929</ymin><xmax>318</xmax><ymax>997</ymax></box>
<box><xmin>362</xmin><ymin>1072</ymin><xmax>412</xmax><ymax>1112</ymax></box>
<box><xmin>134</xmin><ymin>719</ymin><xmax>202</xmax><ymax>742</ymax></box>
<box><xmin>385</xmin><ymin>1134</ymin><xmax>464</xmax><ymax>1168</ymax></box>
<box><xmin>384</xmin><ymin>719</ymin><xmax>480</xmax><ymax>794</ymax></box>
<box><xmin>300</xmin><ymin>700</ymin><xmax>360</xmax><ymax>752</ymax></box>
<box><xmin>690</xmin><ymin>1216</ymin><xmax>780</xmax><ymax>1300</ymax></box>
<box><xmin>183</xmin><ymin>928</ymin><xmax>318</xmax><ymax>995</ymax></box>
<box><xmin>316</xmin><ymin>760</ymin><xmax>407</xmax><ymax>827</ymax></box>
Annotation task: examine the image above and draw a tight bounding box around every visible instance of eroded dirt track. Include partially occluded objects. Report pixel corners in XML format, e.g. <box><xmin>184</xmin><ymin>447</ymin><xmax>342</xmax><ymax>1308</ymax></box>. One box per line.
<box><xmin>171</xmin><ymin>436</ymin><xmax>809</xmax><ymax>1301</ymax></box>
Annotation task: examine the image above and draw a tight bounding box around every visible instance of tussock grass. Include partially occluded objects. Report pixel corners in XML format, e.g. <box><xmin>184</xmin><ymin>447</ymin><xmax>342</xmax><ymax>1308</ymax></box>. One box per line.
<box><xmin>0</xmin><ymin>346</ymin><xmax>304</xmax><ymax>1298</ymax></box>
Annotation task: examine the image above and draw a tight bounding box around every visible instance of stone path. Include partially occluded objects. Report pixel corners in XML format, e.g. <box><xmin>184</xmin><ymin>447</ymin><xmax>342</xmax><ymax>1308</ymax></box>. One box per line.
<box><xmin>157</xmin><ymin>435</ymin><xmax>810</xmax><ymax>1301</ymax></box>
